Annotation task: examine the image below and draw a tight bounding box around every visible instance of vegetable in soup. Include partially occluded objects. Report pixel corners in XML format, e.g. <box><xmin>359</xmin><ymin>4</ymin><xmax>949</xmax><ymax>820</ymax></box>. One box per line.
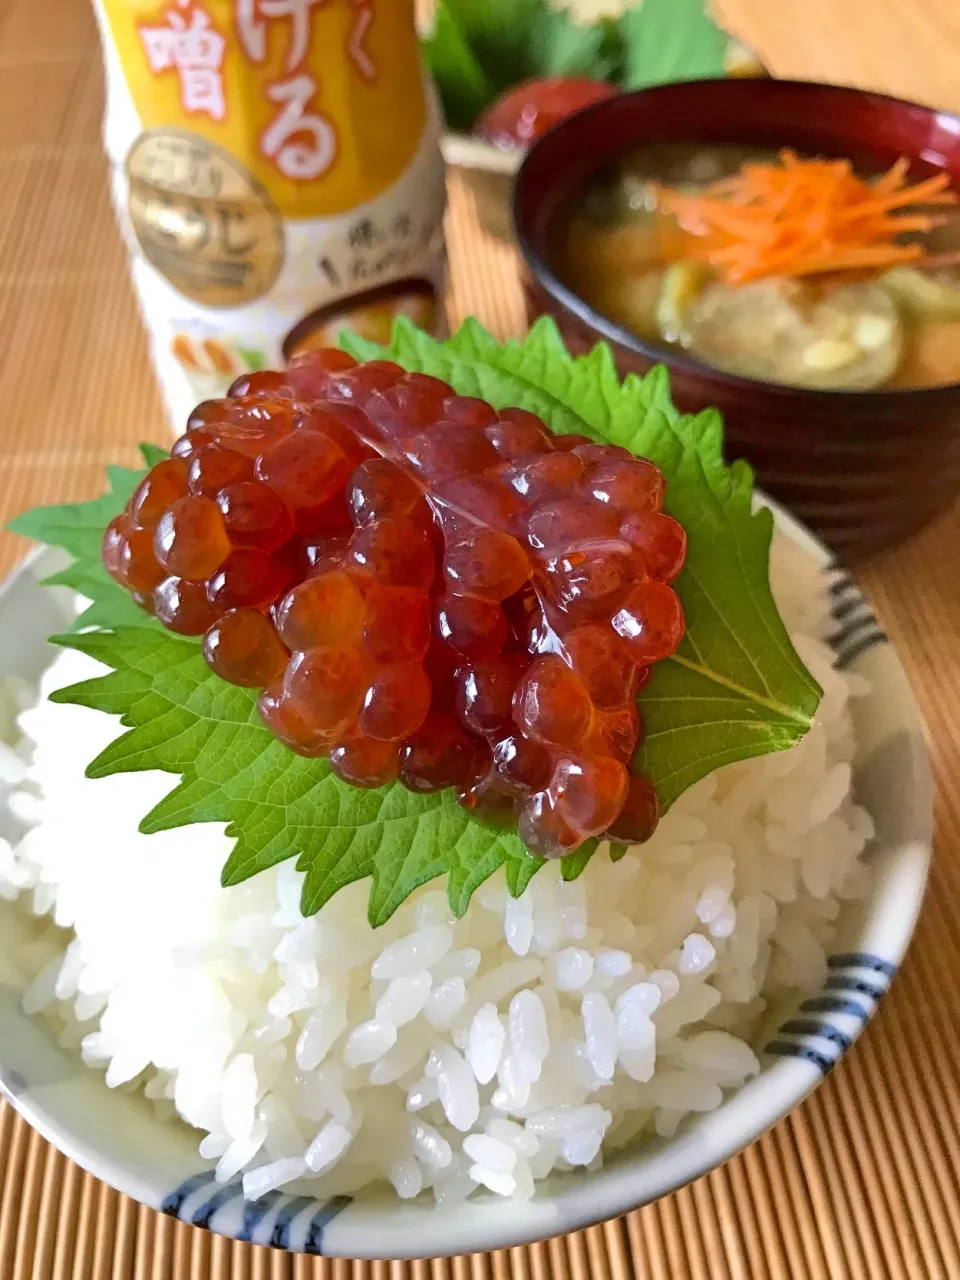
<box><xmin>555</xmin><ymin>143</ymin><xmax>960</xmax><ymax>390</ymax></box>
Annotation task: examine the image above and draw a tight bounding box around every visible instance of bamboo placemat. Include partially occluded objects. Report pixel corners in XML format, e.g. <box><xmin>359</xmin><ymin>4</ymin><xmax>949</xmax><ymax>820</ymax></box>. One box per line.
<box><xmin>714</xmin><ymin>0</ymin><xmax>960</xmax><ymax>116</ymax></box>
<box><xmin>2</xmin><ymin>0</ymin><xmax>960</xmax><ymax>1276</ymax></box>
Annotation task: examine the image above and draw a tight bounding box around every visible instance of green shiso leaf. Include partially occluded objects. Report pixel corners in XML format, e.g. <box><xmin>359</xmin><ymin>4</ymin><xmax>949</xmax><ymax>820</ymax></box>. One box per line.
<box><xmin>12</xmin><ymin>320</ymin><xmax>820</xmax><ymax>925</ymax></box>
<box><xmin>236</xmin><ymin>347</ymin><xmax>268</xmax><ymax>373</ymax></box>
<box><xmin>7</xmin><ymin>447</ymin><xmax>160</xmax><ymax>633</ymax></box>
<box><xmin>620</xmin><ymin>0</ymin><xmax>728</xmax><ymax>91</ymax></box>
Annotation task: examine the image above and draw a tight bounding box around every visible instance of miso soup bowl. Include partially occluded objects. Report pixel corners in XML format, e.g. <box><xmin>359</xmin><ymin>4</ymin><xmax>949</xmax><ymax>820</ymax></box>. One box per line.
<box><xmin>515</xmin><ymin>79</ymin><xmax>960</xmax><ymax>562</ymax></box>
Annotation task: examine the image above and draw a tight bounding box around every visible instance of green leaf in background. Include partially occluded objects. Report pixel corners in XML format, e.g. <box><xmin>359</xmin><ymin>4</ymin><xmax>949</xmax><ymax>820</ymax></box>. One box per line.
<box><xmin>343</xmin><ymin>317</ymin><xmax>822</xmax><ymax>810</ymax></box>
<box><xmin>424</xmin><ymin>0</ymin><xmax>621</xmax><ymax>128</ymax></box>
<box><xmin>527</xmin><ymin>8</ymin><xmax>619</xmax><ymax>82</ymax></box>
<box><xmin>432</xmin><ymin>0</ymin><xmax>546</xmax><ymax>97</ymax></box>
<box><xmin>14</xmin><ymin>320</ymin><xmax>820</xmax><ymax>926</ymax></box>
<box><xmin>620</xmin><ymin>0</ymin><xmax>728</xmax><ymax>91</ymax></box>
<box><xmin>421</xmin><ymin>3</ymin><xmax>494</xmax><ymax>134</ymax></box>
<box><xmin>423</xmin><ymin>0</ymin><xmax>735</xmax><ymax>132</ymax></box>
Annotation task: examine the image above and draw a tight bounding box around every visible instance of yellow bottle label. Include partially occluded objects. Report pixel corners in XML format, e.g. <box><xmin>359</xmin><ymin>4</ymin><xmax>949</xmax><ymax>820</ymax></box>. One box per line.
<box><xmin>99</xmin><ymin>0</ymin><xmax>428</xmax><ymax>219</ymax></box>
<box><xmin>92</xmin><ymin>0</ymin><xmax>445</xmax><ymax>427</ymax></box>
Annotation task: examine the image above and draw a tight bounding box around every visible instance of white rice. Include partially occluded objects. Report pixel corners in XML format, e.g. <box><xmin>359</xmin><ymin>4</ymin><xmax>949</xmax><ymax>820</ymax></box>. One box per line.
<box><xmin>0</xmin><ymin>533</ymin><xmax>875</xmax><ymax>1203</ymax></box>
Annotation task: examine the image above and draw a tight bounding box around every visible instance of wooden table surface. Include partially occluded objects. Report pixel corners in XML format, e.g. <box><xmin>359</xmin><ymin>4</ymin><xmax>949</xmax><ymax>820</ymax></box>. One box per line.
<box><xmin>1</xmin><ymin>0</ymin><xmax>960</xmax><ymax>1277</ymax></box>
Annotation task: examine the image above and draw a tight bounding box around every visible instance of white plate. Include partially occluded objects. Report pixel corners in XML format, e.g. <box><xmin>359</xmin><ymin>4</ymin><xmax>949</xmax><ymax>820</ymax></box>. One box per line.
<box><xmin>0</xmin><ymin>506</ymin><xmax>932</xmax><ymax>1259</ymax></box>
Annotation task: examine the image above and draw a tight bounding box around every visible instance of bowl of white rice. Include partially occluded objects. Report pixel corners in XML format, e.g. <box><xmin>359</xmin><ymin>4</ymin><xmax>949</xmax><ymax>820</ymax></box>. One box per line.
<box><xmin>0</xmin><ymin>503</ymin><xmax>931</xmax><ymax>1260</ymax></box>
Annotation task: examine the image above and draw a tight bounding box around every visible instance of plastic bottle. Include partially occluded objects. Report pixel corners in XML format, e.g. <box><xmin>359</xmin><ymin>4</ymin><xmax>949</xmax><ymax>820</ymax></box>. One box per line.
<box><xmin>92</xmin><ymin>0</ymin><xmax>446</xmax><ymax>427</ymax></box>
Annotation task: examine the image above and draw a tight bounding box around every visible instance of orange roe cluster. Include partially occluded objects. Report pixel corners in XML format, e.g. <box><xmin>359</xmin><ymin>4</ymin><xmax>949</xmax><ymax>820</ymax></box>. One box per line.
<box><xmin>103</xmin><ymin>350</ymin><xmax>688</xmax><ymax>858</ymax></box>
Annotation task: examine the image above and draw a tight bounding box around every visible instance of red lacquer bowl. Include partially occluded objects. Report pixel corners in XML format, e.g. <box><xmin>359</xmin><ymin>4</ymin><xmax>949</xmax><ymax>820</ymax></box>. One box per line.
<box><xmin>514</xmin><ymin>79</ymin><xmax>960</xmax><ymax>562</ymax></box>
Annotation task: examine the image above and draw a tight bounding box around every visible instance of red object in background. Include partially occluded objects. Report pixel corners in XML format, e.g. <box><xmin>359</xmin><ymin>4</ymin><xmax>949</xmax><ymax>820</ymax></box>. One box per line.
<box><xmin>475</xmin><ymin>77</ymin><xmax>619</xmax><ymax>149</ymax></box>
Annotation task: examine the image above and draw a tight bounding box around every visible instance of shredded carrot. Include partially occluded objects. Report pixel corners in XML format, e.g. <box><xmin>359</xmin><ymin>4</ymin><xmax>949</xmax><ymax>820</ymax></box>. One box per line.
<box><xmin>656</xmin><ymin>151</ymin><xmax>958</xmax><ymax>284</ymax></box>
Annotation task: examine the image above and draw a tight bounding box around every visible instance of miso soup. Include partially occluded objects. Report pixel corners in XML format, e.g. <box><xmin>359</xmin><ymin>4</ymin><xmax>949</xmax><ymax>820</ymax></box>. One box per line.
<box><xmin>554</xmin><ymin>142</ymin><xmax>960</xmax><ymax>391</ymax></box>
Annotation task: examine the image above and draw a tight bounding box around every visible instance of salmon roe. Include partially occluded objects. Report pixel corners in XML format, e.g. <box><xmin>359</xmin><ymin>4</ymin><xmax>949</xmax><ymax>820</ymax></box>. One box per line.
<box><xmin>104</xmin><ymin>348</ymin><xmax>687</xmax><ymax>857</ymax></box>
